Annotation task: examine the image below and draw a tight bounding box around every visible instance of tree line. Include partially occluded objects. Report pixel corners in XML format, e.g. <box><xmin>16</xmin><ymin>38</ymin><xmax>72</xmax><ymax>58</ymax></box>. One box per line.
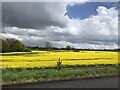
<box><xmin>0</xmin><ymin>38</ymin><xmax>31</xmax><ymax>53</ymax></box>
<box><xmin>30</xmin><ymin>43</ymin><xmax>119</xmax><ymax>52</ymax></box>
<box><xmin>0</xmin><ymin>38</ymin><xmax>119</xmax><ymax>53</ymax></box>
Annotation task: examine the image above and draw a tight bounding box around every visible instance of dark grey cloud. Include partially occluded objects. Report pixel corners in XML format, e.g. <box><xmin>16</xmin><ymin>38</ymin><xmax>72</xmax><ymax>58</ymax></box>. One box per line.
<box><xmin>2</xmin><ymin>2</ymin><xmax>68</xmax><ymax>29</ymax></box>
<box><xmin>1</xmin><ymin>3</ymin><xmax>118</xmax><ymax>49</ymax></box>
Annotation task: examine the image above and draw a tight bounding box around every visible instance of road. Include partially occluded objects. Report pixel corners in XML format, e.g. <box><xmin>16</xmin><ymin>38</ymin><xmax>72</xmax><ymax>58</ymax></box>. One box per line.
<box><xmin>3</xmin><ymin>76</ymin><xmax>119</xmax><ymax>88</ymax></box>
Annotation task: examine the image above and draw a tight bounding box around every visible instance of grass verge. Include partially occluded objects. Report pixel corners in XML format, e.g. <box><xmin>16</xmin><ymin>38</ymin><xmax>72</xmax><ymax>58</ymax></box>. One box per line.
<box><xmin>2</xmin><ymin>65</ymin><xmax>119</xmax><ymax>84</ymax></box>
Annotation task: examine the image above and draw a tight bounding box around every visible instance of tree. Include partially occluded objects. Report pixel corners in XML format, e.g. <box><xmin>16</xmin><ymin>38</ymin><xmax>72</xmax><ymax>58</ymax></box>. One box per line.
<box><xmin>0</xmin><ymin>39</ymin><xmax>1</xmax><ymax>52</ymax></box>
<box><xmin>0</xmin><ymin>38</ymin><xmax>31</xmax><ymax>52</ymax></box>
<box><xmin>11</xmin><ymin>40</ymin><xmax>25</xmax><ymax>52</ymax></box>
<box><xmin>45</xmin><ymin>42</ymin><xmax>52</xmax><ymax>51</ymax></box>
<box><xmin>6</xmin><ymin>38</ymin><xmax>31</xmax><ymax>52</ymax></box>
<box><xmin>66</xmin><ymin>45</ymin><xmax>71</xmax><ymax>50</ymax></box>
<box><xmin>10</xmin><ymin>39</ymin><xmax>25</xmax><ymax>52</ymax></box>
<box><xmin>0</xmin><ymin>39</ymin><xmax>10</xmax><ymax>53</ymax></box>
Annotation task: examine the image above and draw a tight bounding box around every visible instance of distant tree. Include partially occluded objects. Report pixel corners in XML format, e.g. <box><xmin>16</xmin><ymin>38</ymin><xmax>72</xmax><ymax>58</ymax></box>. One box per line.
<box><xmin>45</xmin><ymin>42</ymin><xmax>52</xmax><ymax>51</ymax></box>
<box><xmin>0</xmin><ymin>39</ymin><xmax>10</xmax><ymax>53</ymax></box>
<box><xmin>6</xmin><ymin>38</ymin><xmax>14</xmax><ymax>48</ymax></box>
<box><xmin>0</xmin><ymin>39</ymin><xmax>1</xmax><ymax>52</ymax></box>
<box><xmin>66</xmin><ymin>45</ymin><xmax>71</xmax><ymax>50</ymax></box>
<box><xmin>0</xmin><ymin>38</ymin><xmax>31</xmax><ymax>52</ymax></box>
<box><xmin>10</xmin><ymin>39</ymin><xmax>25</xmax><ymax>52</ymax></box>
<box><xmin>6</xmin><ymin>38</ymin><xmax>31</xmax><ymax>52</ymax></box>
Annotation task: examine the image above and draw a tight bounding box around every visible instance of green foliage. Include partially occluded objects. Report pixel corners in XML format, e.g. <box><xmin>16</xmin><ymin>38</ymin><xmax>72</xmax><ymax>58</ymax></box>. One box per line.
<box><xmin>0</xmin><ymin>39</ymin><xmax>10</xmax><ymax>53</ymax></box>
<box><xmin>10</xmin><ymin>39</ymin><xmax>25</xmax><ymax>52</ymax></box>
<box><xmin>2</xmin><ymin>65</ymin><xmax>118</xmax><ymax>84</ymax></box>
<box><xmin>0</xmin><ymin>38</ymin><xmax>31</xmax><ymax>52</ymax></box>
<box><xmin>24</xmin><ymin>47</ymin><xmax>31</xmax><ymax>52</ymax></box>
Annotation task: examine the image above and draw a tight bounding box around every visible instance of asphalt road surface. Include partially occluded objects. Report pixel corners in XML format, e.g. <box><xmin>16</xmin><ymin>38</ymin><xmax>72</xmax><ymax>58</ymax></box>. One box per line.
<box><xmin>3</xmin><ymin>76</ymin><xmax>119</xmax><ymax>88</ymax></box>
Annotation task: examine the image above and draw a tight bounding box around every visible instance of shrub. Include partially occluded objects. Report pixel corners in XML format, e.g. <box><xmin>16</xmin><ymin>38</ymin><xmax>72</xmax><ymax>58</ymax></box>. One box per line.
<box><xmin>24</xmin><ymin>48</ymin><xmax>31</xmax><ymax>52</ymax></box>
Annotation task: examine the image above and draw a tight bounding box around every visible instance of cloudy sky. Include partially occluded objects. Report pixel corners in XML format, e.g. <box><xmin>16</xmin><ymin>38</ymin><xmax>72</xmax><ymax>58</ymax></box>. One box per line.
<box><xmin>1</xmin><ymin>1</ymin><xmax>119</xmax><ymax>49</ymax></box>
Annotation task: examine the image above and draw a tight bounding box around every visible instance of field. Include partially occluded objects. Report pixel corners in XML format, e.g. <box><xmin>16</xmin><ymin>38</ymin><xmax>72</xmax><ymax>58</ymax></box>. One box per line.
<box><xmin>1</xmin><ymin>50</ymin><xmax>119</xmax><ymax>84</ymax></box>
<box><xmin>0</xmin><ymin>50</ymin><xmax>119</xmax><ymax>69</ymax></box>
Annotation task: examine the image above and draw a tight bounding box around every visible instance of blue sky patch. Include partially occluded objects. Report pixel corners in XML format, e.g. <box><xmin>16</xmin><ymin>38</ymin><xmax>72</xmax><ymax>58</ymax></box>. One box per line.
<box><xmin>65</xmin><ymin>2</ymin><xmax>118</xmax><ymax>19</ymax></box>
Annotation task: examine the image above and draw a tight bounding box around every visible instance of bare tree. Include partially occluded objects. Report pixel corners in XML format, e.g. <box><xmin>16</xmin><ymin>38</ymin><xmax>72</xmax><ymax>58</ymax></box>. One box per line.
<box><xmin>45</xmin><ymin>42</ymin><xmax>52</xmax><ymax>51</ymax></box>
<box><xmin>66</xmin><ymin>45</ymin><xmax>71</xmax><ymax>50</ymax></box>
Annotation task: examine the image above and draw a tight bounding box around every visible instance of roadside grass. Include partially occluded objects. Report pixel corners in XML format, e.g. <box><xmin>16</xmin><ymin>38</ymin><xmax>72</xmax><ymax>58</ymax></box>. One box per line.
<box><xmin>2</xmin><ymin>65</ymin><xmax>119</xmax><ymax>84</ymax></box>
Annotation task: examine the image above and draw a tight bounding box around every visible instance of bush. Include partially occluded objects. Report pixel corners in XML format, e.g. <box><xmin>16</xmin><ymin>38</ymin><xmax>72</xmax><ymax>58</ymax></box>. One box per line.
<box><xmin>24</xmin><ymin>48</ymin><xmax>31</xmax><ymax>52</ymax></box>
<box><xmin>73</xmin><ymin>49</ymin><xmax>79</xmax><ymax>52</ymax></box>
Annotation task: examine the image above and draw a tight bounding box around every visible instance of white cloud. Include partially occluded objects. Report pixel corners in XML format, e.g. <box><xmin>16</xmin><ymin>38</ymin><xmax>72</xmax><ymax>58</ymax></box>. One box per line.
<box><xmin>2</xmin><ymin>3</ymin><xmax>118</xmax><ymax>49</ymax></box>
<box><xmin>66</xmin><ymin>6</ymin><xmax>118</xmax><ymax>43</ymax></box>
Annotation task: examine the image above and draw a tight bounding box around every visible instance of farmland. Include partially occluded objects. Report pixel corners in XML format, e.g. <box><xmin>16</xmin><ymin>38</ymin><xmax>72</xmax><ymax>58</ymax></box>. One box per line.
<box><xmin>1</xmin><ymin>50</ymin><xmax>119</xmax><ymax>84</ymax></box>
<box><xmin>0</xmin><ymin>50</ymin><xmax>119</xmax><ymax>69</ymax></box>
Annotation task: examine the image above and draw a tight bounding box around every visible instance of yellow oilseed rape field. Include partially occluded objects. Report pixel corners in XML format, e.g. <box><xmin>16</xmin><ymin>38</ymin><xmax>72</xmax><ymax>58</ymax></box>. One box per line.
<box><xmin>0</xmin><ymin>50</ymin><xmax>119</xmax><ymax>69</ymax></box>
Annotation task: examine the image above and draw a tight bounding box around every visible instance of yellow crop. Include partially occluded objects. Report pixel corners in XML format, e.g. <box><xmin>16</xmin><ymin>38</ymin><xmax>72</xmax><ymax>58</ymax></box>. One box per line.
<box><xmin>0</xmin><ymin>51</ymin><xmax>119</xmax><ymax>68</ymax></box>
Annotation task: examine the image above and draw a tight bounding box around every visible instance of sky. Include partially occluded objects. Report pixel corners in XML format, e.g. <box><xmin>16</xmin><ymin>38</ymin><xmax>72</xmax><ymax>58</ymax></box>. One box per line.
<box><xmin>1</xmin><ymin>1</ymin><xmax>119</xmax><ymax>49</ymax></box>
<box><xmin>66</xmin><ymin>2</ymin><xmax>118</xmax><ymax>19</ymax></box>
